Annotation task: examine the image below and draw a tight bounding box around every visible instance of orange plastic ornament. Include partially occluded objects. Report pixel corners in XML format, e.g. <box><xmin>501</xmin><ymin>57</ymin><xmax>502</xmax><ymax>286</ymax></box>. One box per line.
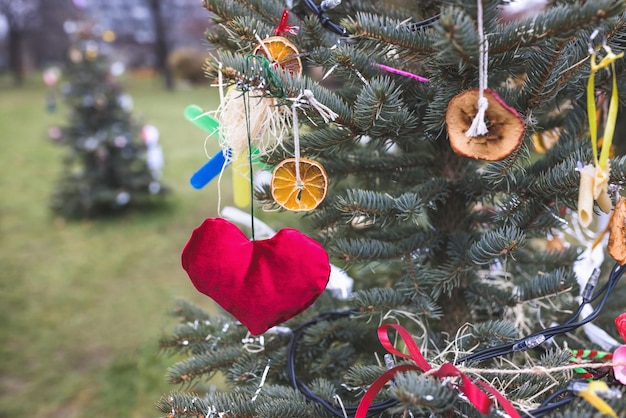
<box><xmin>252</xmin><ymin>36</ymin><xmax>303</xmax><ymax>75</ymax></box>
<box><xmin>271</xmin><ymin>158</ymin><xmax>328</xmax><ymax>211</ymax></box>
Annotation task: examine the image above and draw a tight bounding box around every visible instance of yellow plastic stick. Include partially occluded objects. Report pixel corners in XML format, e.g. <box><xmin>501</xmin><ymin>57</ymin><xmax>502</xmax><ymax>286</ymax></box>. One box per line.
<box><xmin>578</xmin><ymin>381</ymin><xmax>617</xmax><ymax>418</ymax></box>
<box><xmin>232</xmin><ymin>150</ymin><xmax>251</xmax><ymax>209</ymax></box>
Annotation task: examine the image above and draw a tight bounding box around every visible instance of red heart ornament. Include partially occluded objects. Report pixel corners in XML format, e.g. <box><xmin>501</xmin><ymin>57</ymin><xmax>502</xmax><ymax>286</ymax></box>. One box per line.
<box><xmin>182</xmin><ymin>218</ymin><xmax>331</xmax><ymax>335</ymax></box>
<box><xmin>616</xmin><ymin>313</ymin><xmax>626</xmax><ymax>342</ymax></box>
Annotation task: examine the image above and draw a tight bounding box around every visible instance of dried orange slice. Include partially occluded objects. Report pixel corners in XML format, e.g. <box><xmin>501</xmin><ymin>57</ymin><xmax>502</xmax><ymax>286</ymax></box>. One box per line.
<box><xmin>271</xmin><ymin>158</ymin><xmax>328</xmax><ymax>211</ymax></box>
<box><xmin>252</xmin><ymin>36</ymin><xmax>303</xmax><ymax>75</ymax></box>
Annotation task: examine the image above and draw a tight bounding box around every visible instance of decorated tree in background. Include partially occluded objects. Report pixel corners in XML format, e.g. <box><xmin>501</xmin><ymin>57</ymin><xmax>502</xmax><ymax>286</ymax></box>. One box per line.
<box><xmin>49</xmin><ymin>32</ymin><xmax>166</xmax><ymax>218</ymax></box>
<box><xmin>158</xmin><ymin>0</ymin><xmax>626</xmax><ymax>416</ymax></box>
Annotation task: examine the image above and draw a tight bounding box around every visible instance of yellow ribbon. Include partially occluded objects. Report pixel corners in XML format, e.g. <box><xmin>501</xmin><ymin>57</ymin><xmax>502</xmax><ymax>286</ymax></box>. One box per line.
<box><xmin>587</xmin><ymin>45</ymin><xmax>623</xmax><ymax>170</ymax></box>
<box><xmin>578</xmin><ymin>381</ymin><xmax>618</xmax><ymax>417</ymax></box>
<box><xmin>579</xmin><ymin>45</ymin><xmax>623</xmax><ymax>226</ymax></box>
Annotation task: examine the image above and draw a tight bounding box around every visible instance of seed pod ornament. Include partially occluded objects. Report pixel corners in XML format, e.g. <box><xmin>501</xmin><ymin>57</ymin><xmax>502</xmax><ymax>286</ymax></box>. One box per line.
<box><xmin>608</xmin><ymin>198</ymin><xmax>626</xmax><ymax>265</ymax></box>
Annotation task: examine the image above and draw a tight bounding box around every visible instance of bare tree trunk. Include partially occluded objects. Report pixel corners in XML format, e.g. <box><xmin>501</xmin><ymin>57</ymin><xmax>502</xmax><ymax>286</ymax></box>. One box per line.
<box><xmin>8</xmin><ymin>28</ymin><xmax>25</xmax><ymax>85</ymax></box>
<box><xmin>148</xmin><ymin>0</ymin><xmax>173</xmax><ymax>90</ymax></box>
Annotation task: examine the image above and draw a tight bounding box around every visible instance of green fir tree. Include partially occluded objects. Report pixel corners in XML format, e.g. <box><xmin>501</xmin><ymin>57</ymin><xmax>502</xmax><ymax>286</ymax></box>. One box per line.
<box><xmin>159</xmin><ymin>0</ymin><xmax>626</xmax><ymax>416</ymax></box>
<box><xmin>49</xmin><ymin>33</ymin><xmax>167</xmax><ymax>218</ymax></box>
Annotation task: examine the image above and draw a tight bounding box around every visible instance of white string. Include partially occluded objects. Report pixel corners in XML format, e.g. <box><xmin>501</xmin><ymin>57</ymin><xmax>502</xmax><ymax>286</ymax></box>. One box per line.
<box><xmin>333</xmin><ymin>394</ymin><xmax>349</xmax><ymax>418</ymax></box>
<box><xmin>215</xmin><ymin>154</ymin><xmax>228</xmax><ymax>218</ymax></box>
<box><xmin>302</xmin><ymin>89</ymin><xmax>339</xmax><ymax>122</ymax></box>
<box><xmin>216</xmin><ymin>62</ymin><xmax>227</xmax><ymax>218</ymax></box>
<box><xmin>217</xmin><ymin>62</ymin><xmax>225</xmax><ymax>114</ymax></box>
<box><xmin>254</xmin><ymin>33</ymin><xmax>273</xmax><ymax>60</ymax></box>
<box><xmin>290</xmin><ymin>89</ymin><xmax>338</xmax><ymax>187</ymax></box>
<box><xmin>292</xmin><ymin>99</ymin><xmax>303</xmax><ymax>188</ymax></box>
<box><xmin>466</xmin><ymin>0</ymin><xmax>490</xmax><ymax>137</ymax></box>
<box><xmin>250</xmin><ymin>360</ymin><xmax>271</xmax><ymax>402</ymax></box>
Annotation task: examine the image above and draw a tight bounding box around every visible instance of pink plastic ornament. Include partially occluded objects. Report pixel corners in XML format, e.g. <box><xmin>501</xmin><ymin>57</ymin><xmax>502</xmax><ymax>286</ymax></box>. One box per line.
<box><xmin>43</xmin><ymin>67</ymin><xmax>60</xmax><ymax>87</ymax></box>
<box><xmin>48</xmin><ymin>126</ymin><xmax>62</xmax><ymax>141</ymax></box>
<box><xmin>613</xmin><ymin>345</ymin><xmax>626</xmax><ymax>385</ymax></box>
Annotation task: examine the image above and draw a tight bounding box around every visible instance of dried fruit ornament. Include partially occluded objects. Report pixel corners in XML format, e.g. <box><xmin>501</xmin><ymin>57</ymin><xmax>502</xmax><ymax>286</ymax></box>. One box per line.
<box><xmin>252</xmin><ymin>36</ymin><xmax>302</xmax><ymax>73</ymax></box>
<box><xmin>271</xmin><ymin>90</ymin><xmax>337</xmax><ymax>211</ymax></box>
<box><xmin>446</xmin><ymin>88</ymin><xmax>525</xmax><ymax>161</ymax></box>
<box><xmin>445</xmin><ymin>0</ymin><xmax>525</xmax><ymax>161</ymax></box>
<box><xmin>608</xmin><ymin>197</ymin><xmax>626</xmax><ymax>265</ymax></box>
<box><xmin>271</xmin><ymin>158</ymin><xmax>328</xmax><ymax>211</ymax></box>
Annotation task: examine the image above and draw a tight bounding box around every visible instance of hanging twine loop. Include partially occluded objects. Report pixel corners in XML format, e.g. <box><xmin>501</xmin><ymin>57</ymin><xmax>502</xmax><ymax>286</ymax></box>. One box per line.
<box><xmin>466</xmin><ymin>0</ymin><xmax>489</xmax><ymax>138</ymax></box>
<box><xmin>291</xmin><ymin>98</ymin><xmax>303</xmax><ymax>189</ymax></box>
<box><xmin>290</xmin><ymin>89</ymin><xmax>338</xmax><ymax>188</ymax></box>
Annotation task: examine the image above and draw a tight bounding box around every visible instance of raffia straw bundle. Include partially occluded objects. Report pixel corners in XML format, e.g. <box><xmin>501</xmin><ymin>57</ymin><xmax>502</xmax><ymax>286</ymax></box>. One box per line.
<box><xmin>217</xmin><ymin>88</ymin><xmax>290</xmax><ymax>159</ymax></box>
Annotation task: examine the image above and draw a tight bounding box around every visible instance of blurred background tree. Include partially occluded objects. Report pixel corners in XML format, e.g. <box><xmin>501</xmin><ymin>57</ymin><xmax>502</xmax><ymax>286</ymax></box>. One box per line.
<box><xmin>48</xmin><ymin>30</ymin><xmax>167</xmax><ymax>218</ymax></box>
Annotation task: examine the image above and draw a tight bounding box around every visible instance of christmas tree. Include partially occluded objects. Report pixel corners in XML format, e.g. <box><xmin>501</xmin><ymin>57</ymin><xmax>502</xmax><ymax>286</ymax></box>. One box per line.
<box><xmin>158</xmin><ymin>0</ymin><xmax>626</xmax><ymax>416</ymax></box>
<box><xmin>49</xmin><ymin>32</ymin><xmax>166</xmax><ymax>219</ymax></box>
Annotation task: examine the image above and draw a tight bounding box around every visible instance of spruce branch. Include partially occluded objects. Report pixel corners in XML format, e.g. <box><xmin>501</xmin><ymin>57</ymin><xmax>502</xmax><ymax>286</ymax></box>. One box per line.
<box><xmin>343</xmin><ymin>364</ymin><xmax>387</xmax><ymax>390</ymax></box>
<box><xmin>331</xmin><ymin>236</ymin><xmax>407</xmax><ymax>262</ymax></box>
<box><xmin>389</xmin><ymin>372</ymin><xmax>458</xmax><ymax>414</ymax></box>
<box><xmin>297</xmin><ymin>15</ymin><xmax>341</xmax><ymax>52</ymax></box>
<box><xmin>352</xmin><ymin>288</ymin><xmax>414</xmax><ymax>315</ymax></box>
<box><xmin>157</xmin><ymin>392</ymin><xmax>214</xmax><ymax>418</ymax></box>
<box><xmin>170</xmin><ymin>299</ymin><xmax>213</xmax><ymax>324</ymax></box>
<box><xmin>491</xmin><ymin>0</ymin><xmax>626</xmax><ymax>53</ymax></box>
<box><xmin>434</xmin><ymin>6</ymin><xmax>479</xmax><ymax>68</ymax></box>
<box><xmin>455</xmin><ymin>319</ymin><xmax>518</xmax><ymax>354</ymax></box>
<box><xmin>610</xmin><ymin>154</ymin><xmax>626</xmax><ymax>185</ymax></box>
<box><xmin>167</xmin><ymin>346</ymin><xmax>243</xmax><ymax>384</ymax></box>
<box><xmin>467</xmin><ymin>225</ymin><xmax>526</xmax><ymax>265</ymax></box>
<box><xmin>514</xmin><ymin>267</ymin><xmax>577</xmax><ymax>303</ymax></box>
<box><xmin>511</xmin><ymin>247</ymin><xmax>581</xmax><ymax>269</ymax></box>
<box><xmin>426</xmin><ymin>263</ymin><xmax>476</xmax><ymax>299</ymax></box>
<box><xmin>352</xmin><ymin>76</ymin><xmax>419</xmax><ymax>138</ymax></box>
<box><xmin>345</xmin><ymin>12</ymin><xmax>437</xmax><ymax>60</ymax></box>
<box><xmin>477</xmin><ymin>143</ymin><xmax>529</xmax><ymax>193</ymax></box>
<box><xmin>320</xmin><ymin>151</ymin><xmax>436</xmax><ymax>179</ymax></box>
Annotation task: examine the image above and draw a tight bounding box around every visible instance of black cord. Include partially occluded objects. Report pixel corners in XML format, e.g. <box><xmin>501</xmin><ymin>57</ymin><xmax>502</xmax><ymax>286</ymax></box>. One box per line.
<box><xmin>524</xmin><ymin>394</ymin><xmax>576</xmax><ymax>417</ymax></box>
<box><xmin>456</xmin><ymin>263</ymin><xmax>625</xmax><ymax>365</ymax></box>
<box><xmin>298</xmin><ymin>0</ymin><xmax>440</xmax><ymax>37</ymax></box>
<box><xmin>286</xmin><ymin>263</ymin><xmax>625</xmax><ymax>417</ymax></box>
<box><xmin>300</xmin><ymin>0</ymin><xmax>347</xmax><ymax>36</ymax></box>
<box><xmin>286</xmin><ymin>309</ymin><xmax>399</xmax><ymax>417</ymax></box>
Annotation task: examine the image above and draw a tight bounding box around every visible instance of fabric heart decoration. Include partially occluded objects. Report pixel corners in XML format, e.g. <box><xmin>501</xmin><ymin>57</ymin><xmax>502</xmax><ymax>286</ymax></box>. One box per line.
<box><xmin>182</xmin><ymin>218</ymin><xmax>331</xmax><ymax>335</ymax></box>
<box><xmin>615</xmin><ymin>313</ymin><xmax>626</xmax><ymax>342</ymax></box>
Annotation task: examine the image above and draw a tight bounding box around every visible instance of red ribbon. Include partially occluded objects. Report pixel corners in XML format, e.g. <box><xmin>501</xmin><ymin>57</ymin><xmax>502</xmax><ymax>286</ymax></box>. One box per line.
<box><xmin>355</xmin><ymin>324</ymin><xmax>520</xmax><ymax>418</ymax></box>
<box><xmin>274</xmin><ymin>8</ymin><xmax>297</xmax><ymax>36</ymax></box>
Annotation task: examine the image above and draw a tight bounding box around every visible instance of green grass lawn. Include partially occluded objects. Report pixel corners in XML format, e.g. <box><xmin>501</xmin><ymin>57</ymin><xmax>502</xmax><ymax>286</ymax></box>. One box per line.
<box><xmin>0</xmin><ymin>72</ymin><xmax>289</xmax><ymax>417</ymax></box>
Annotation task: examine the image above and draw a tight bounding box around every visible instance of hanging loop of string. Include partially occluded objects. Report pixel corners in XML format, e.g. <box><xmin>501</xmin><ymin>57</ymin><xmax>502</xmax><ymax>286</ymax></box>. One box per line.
<box><xmin>290</xmin><ymin>89</ymin><xmax>339</xmax><ymax>189</ymax></box>
<box><xmin>242</xmin><ymin>92</ymin><xmax>256</xmax><ymax>241</ymax></box>
<box><xmin>292</xmin><ymin>98</ymin><xmax>303</xmax><ymax>189</ymax></box>
<box><xmin>466</xmin><ymin>0</ymin><xmax>489</xmax><ymax>138</ymax></box>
